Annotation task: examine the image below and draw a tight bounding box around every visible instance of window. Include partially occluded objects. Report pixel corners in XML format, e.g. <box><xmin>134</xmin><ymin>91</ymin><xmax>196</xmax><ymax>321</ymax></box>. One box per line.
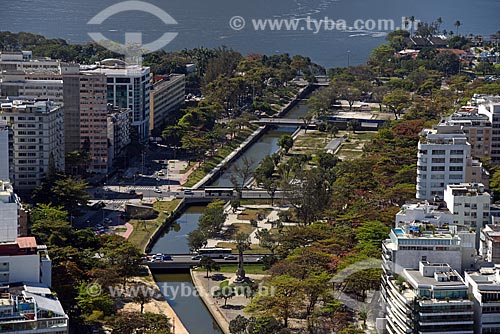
<box><xmin>449</xmin><ymin>166</ymin><xmax>463</xmax><ymax>171</ymax></box>
<box><xmin>432</xmin><ymin>150</ymin><xmax>445</xmax><ymax>155</ymax></box>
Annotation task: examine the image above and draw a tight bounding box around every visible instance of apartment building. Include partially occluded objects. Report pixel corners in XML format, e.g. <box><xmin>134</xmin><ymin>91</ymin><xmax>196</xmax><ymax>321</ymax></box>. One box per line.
<box><xmin>382</xmin><ymin>261</ymin><xmax>474</xmax><ymax>334</ymax></box>
<box><xmin>478</xmin><ymin>100</ymin><xmax>500</xmax><ymax>165</ymax></box>
<box><xmin>0</xmin><ymin>99</ymin><xmax>64</xmax><ymax>191</ymax></box>
<box><xmin>395</xmin><ymin>201</ymin><xmax>454</xmax><ymax>227</ymax></box>
<box><xmin>149</xmin><ymin>74</ymin><xmax>185</xmax><ymax>135</ymax></box>
<box><xmin>445</xmin><ymin>109</ymin><xmax>492</xmax><ymax>159</ymax></box>
<box><xmin>417</xmin><ymin>124</ymin><xmax>472</xmax><ymax>200</ymax></box>
<box><xmin>382</xmin><ymin>222</ymin><xmax>477</xmax><ymax>277</ymax></box>
<box><xmin>0</xmin><ymin>121</ymin><xmax>8</xmax><ymax>180</ymax></box>
<box><xmin>107</xmin><ymin>105</ymin><xmax>132</xmax><ymax>170</ymax></box>
<box><xmin>480</xmin><ymin>224</ymin><xmax>500</xmax><ymax>263</ymax></box>
<box><xmin>81</xmin><ymin>59</ymin><xmax>150</xmax><ymax>141</ymax></box>
<box><xmin>444</xmin><ymin>183</ymin><xmax>491</xmax><ymax>247</ymax></box>
<box><xmin>465</xmin><ymin>266</ymin><xmax>500</xmax><ymax>334</ymax></box>
<box><xmin>0</xmin><ymin>181</ymin><xmax>28</xmax><ymax>243</ymax></box>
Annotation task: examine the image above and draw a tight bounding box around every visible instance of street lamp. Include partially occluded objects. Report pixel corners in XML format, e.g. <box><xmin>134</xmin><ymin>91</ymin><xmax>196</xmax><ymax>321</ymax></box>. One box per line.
<box><xmin>347</xmin><ymin>50</ymin><xmax>351</xmax><ymax>67</ymax></box>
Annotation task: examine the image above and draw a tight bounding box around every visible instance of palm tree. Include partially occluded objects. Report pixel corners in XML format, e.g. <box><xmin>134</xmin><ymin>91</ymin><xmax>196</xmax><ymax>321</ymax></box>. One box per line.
<box><xmin>409</xmin><ymin>16</ymin><xmax>416</xmax><ymax>37</ymax></box>
<box><xmin>358</xmin><ymin>310</ymin><xmax>368</xmax><ymax>329</ymax></box>
<box><xmin>454</xmin><ymin>20</ymin><xmax>462</xmax><ymax>36</ymax></box>
<box><xmin>436</xmin><ymin>17</ymin><xmax>443</xmax><ymax>33</ymax></box>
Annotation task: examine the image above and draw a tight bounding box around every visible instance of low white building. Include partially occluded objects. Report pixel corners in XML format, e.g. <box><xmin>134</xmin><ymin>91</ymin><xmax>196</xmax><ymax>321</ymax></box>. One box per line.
<box><xmin>395</xmin><ymin>201</ymin><xmax>454</xmax><ymax>227</ymax></box>
<box><xmin>382</xmin><ymin>222</ymin><xmax>477</xmax><ymax>277</ymax></box>
<box><xmin>0</xmin><ymin>283</ymin><xmax>68</xmax><ymax>334</ymax></box>
<box><xmin>0</xmin><ymin>237</ymin><xmax>51</xmax><ymax>287</ymax></box>
<box><xmin>465</xmin><ymin>266</ymin><xmax>500</xmax><ymax>334</ymax></box>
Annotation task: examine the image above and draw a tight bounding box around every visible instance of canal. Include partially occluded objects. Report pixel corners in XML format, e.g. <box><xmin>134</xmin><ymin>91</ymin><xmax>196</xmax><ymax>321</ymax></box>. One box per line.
<box><xmin>151</xmin><ymin>98</ymin><xmax>311</xmax><ymax>333</ymax></box>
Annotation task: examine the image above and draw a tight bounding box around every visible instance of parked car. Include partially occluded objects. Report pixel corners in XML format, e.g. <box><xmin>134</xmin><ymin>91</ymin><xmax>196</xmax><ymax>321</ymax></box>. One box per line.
<box><xmin>224</xmin><ymin>255</ymin><xmax>237</xmax><ymax>260</ymax></box>
<box><xmin>129</xmin><ymin>189</ymin><xmax>136</xmax><ymax>195</ymax></box>
<box><xmin>184</xmin><ymin>190</ymin><xmax>194</xmax><ymax>195</ymax></box>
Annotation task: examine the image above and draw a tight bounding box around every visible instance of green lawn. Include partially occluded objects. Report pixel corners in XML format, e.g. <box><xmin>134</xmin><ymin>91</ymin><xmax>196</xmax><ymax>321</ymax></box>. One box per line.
<box><xmin>223</xmin><ymin>223</ymin><xmax>256</xmax><ymax>239</ymax></box>
<box><xmin>127</xmin><ymin>199</ymin><xmax>181</xmax><ymax>251</ymax></box>
<box><xmin>237</xmin><ymin>208</ymin><xmax>271</xmax><ymax>221</ymax></box>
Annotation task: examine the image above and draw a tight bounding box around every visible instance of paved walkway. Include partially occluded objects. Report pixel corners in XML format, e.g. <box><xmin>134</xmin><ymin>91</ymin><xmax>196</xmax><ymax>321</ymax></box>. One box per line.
<box><xmin>205</xmin><ymin>205</ymin><xmax>291</xmax><ymax>247</ymax></box>
<box><xmin>191</xmin><ymin>270</ymin><xmax>268</xmax><ymax>334</ymax></box>
<box><xmin>122</xmin><ymin>222</ymin><xmax>133</xmax><ymax>239</ymax></box>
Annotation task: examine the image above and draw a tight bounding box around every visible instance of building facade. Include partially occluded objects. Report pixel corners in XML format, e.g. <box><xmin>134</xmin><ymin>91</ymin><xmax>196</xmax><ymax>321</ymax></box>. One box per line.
<box><xmin>382</xmin><ymin>261</ymin><xmax>474</xmax><ymax>334</ymax></box>
<box><xmin>81</xmin><ymin>59</ymin><xmax>150</xmax><ymax>141</ymax></box>
<box><xmin>0</xmin><ymin>99</ymin><xmax>64</xmax><ymax>191</ymax></box>
<box><xmin>0</xmin><ymin>121</ymin><xmax>8</xmax><ymax>180</ymax></box>
<box><xmin>478</xmin><ymin>101</ymin><xmax>500</xmax><ymax>165</ymax></box>
<box><xmin>149</xmin><ymin>74</ymin><xmax>185</xmax><ymax>135</ymax></box>
<box><xmin>444</xmin><ymin>183</ymin><xmax>491</xmax><ymax>246</ymax></box>
<box><xmin>465</xmin><ymin>266</ymin><xmax>500</xmax><ymax>334</ymax></box>
<box><xmin>417</xmin><ymin>125</ymin><xmax>471</xmax><ymax>200</ymax></box>
<box><xmin>107</xmin><ymin>105</ymin><xmax>132</xmax><ymax>170</ymax></box>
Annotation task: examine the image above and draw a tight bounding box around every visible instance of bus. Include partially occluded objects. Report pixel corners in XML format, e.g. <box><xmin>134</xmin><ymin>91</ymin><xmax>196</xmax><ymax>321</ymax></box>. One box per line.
<box><xmin>197</xmin><ymin>247</ymin><xmax>233</xmax><ymax>259</ymax></box>
<box><xmin>204</xmin><ymin>187</ymin><xmax>234</xmax><ymax>197</ymax></box>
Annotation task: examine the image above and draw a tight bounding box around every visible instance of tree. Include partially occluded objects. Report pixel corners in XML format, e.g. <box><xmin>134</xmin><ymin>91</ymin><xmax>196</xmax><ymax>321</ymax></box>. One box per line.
<box><xmin>198</xmin><ymin>200</ymin><xmax>227</xmax><ymax>238</ymax></box>
<box><xmin>383</xmin><ymin>89</ymin><xmax>410</xmax><ymax>119</ymax></box>
<box><xmin>51</xmin><ymin>177</ymin><xmax>90</xmax><ymax>215</ymax></box>
<box><xmin>246</xmin><ymin>275</ymin><xmax>303</xmax><ymax>328</ymax></box>
<box><xmin>300</xmin><ymin>113</ymin><xmax>314</xmax><ymax>134</ymax></box>
<box><xmin>278</xmin><ymin>134</ymin><xmax>294</xmax><ymax>155</ymax></box>
<box><xmin>263</xmin><ymin>179</ymin><xmax>278</xmax><ymax>206</ymax></box>
<box><xmin>231</xmin><ymin>156</ymin><xmax>255</xmax><ymax>197</ymax></box>
<box><xmin>30</xmin><ymin>204</ymin><xmax>71</xmax><ymax>246</ymax></box>
<box><xmin>214</xmin><ymin>281</ymin><xmax>236</xmax><ymax>307</ymax></box>
<box><xmin>112</xmin><ymin>312</ymin><xmax>171</xmax><ymax>334</ymax></box>
<box><xmin>131</xmin><ymin>283</ymin><xmax>152</xmax><ymax>314</ymax></box>
<box><xmin>102</xmin><ymin>238</ymin><xmax>143</xmax><ymax>288</ymax></box>
<box><xmin>235</xmin><ymin>232</ymin><xmax>251</xmax><ymax>280</ymax></box>
<box><xmin>188</xmin><ymin>228</ymin><xmax>208</xmax><ymax>252</ymax></box>
<box><xmin>255</xmin><ymin>228</ymin><xmax>280</xmax><ymax>254</ymax></box>
<box><xmin>347</xmin><ymin>119</ymin><xmax>360</xmax><ymax>134</ymax></box>
<box><xmin>200</xmin><ymin>256</ymin><xmax>220</xmax><ymax>278</ymax></box>
<box><xmin>454</xmin><ymin>20</ymin><xmax>462</xmax><ymax>35</ymax></box>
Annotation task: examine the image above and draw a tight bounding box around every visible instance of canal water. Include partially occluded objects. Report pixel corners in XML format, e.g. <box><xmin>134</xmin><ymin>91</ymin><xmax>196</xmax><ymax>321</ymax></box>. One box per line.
<box><xmin>209</xmin><ymin>99</ymin><xmax>310</xmax><ymax>188</ymax></box>
<box><xmin>151</xmin><ymin>98</ymin><xmax>311</xmax><ymax>333</ymax></box>
<box><xmin>154</xmin><ymin>273</ymin><xmax>223</xmax><ymax>334</ymax></box>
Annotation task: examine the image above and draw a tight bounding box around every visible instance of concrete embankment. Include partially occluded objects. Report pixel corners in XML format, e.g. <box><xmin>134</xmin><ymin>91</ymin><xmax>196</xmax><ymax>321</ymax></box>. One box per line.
<box><xmin>192</xmin><ymin>85</ymin><xmax>315</xmax><ymax>190</ymax></box>
<box><xmin>190</xmin><ymin>270</ymin><xmax>231</xmax><ymax>334</ymax></box>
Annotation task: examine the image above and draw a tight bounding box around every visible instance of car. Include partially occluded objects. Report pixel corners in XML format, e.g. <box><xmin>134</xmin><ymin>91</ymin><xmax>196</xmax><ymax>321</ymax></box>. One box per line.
<box><xmin>103</xmin><ymin>217</ymin><xmax>112</xmax><ymax>224</ymax></box>
<box><xmin>162</xmin><ymin>255</ymin><xmax>173</xmax><ymax>261</ymax></box>
<box><xmin>129</xmin><ymin>189</ymin><xmax>136</xmax><ymax>195</ymax></box>
<box><xmin>184</xmin><ymin>190</ymin><xmax>194</xmax><ymax>195</ymax></box>
<box><xmin>154</xmin><ymin>188</ymin><xmax>162</xmax><ymax>194</ymax></box>
<box><xmin>224</xmin><ymin>255</ymin><xmax>237</xmax><ymax>260</ymax></box>
<box><xmin>191</xmin><ymin>255</ymin><xmax>202</xmax><ymax>260</ymax></box>
<box><xmin>256</xmin><ymin>257</ymin><xmax>263</xmax><ymax>262</ymax></box>
<box><xmin>157</xmin><ymin>171</ymin><xmax>165</xmax><ymax>176</ymax></box>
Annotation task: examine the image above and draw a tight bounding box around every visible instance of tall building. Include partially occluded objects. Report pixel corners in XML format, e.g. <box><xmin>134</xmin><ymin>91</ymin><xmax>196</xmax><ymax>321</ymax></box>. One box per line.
<box><xmin>149</xmin><ymin>74</ymin><xmax>185</xmax><ymax>135</ymax></box>
<box><xmin>0</xmin><ymin>181</ymin><xmax>28</xmax><ymax>243</ymax></box>
<box><xmin>465</xmin><ymin>266</ymin><xmax>500</xmax><ymax>334</ymax></box>
<box><xmin>445</xmin><ymin>109</ymin><xmax>492</xmax><ymax>160</ymax></box>
<box><xmin>417</xmin><ymin>124</ymin><xmax>471</xmax><ymax>200</ymax></box>
<box><xmin>444</xmin><ymin>183</ymin><xmax>491</xmax><ymax>247</ymax></box>
<box><xmin>478</xmin><ymin>100</ymin><xmax>500</xmax><ymax>165</ymax></box>
<box><xmin>79</xmin><ymin>73</ymin><xmax>109</xmax><ymax>173</ymax></box>
<box><xmin>81</xmin><ymin>59</ymin><xmax>150</xmax><ymax>141</ymax></box>
<box><xmin>0</xmin><ymin>121</ymin><xmax>8</xmax><ymax>180</ymax></box>
<box><xmin>382</xmin><ymin>261</ymin><xmax>474</xmax><ymax>334</ymax></box>
<box><xmin>107</xmin><ymin>105</ymin><xmax>132</xmax><ymax>170</ymax></box>
<box><xmin>0</xmin><ymin>99</ymin><xmax>64</xmax><ymax>192</ymax></box>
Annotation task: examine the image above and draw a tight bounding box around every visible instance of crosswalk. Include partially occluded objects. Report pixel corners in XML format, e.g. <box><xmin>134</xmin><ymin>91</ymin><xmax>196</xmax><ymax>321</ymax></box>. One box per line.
<box><xmin>126</xmin><ymin>186</ymin><xmax>158</xmax><ymax>191</ymax></box>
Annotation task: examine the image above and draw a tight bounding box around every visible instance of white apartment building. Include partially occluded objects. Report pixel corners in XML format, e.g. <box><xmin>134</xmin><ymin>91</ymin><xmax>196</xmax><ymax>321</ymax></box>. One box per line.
<box><xmin>444</xmin><ymin>183</ymin><xmax>491</xmax><ymax>247</ymax></box>
<box><xmin>480</xmin><ymin>224</ymin><xmax>500</xmax><ymax>263</ymax></box>
<box><xmin>149</xmin><ymin>74</ymin><xmax>185</xmax><ymax>135</ymax></box>
<box><xmin>417</xmin><ymin>124</ymin><xmax>471</xmax><ymax>200</ymax></box>
<box><xmin>0</xmin><ymin>99</ymin><xmax>64</xmax><ymax>191</ymax></box>
<box><xmin>465</xmin><ymin>266</ymin><xmax>500</xmax><ymax>334</ymax></box>
<box><xmin>0</xmin><ymin>237</ymin><xmax>51</xmax><ymax>286</ymax></box>
<box><xmin>382</xmin><ymin>222</ymin><xmax>477</xmax><ymax>277</ymax></box>
<box><xmin>81</xmin><ymin>59</ymin><xmax>150</xmax><ymax>141</ymax></box>
<box><xmin>0</xmin><ymin>181</ymin><xmax>22</xmax><ymax>243</ymax></box>
<box><xmin>382</xmin><ymin>261</ymin><xmax>474</xmax><ymax>334</ymax></box>
<box><xmin>395</xmin><ymin>201</ymin><xmax>454</xmax><ymax>227</ymax></box>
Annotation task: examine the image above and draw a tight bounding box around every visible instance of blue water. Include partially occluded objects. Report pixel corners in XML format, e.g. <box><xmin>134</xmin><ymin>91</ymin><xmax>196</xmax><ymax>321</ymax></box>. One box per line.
<box><xmin>1</xmin><ymin>0</ymin><xmax>499</xmax><ymax>68</ymax></box>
